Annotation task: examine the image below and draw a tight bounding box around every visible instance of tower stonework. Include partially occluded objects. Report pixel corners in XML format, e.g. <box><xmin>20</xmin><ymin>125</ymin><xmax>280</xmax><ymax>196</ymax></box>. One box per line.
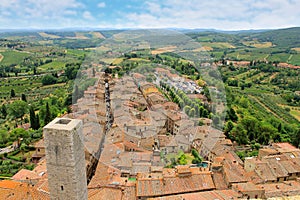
<box><xmin>43</xmin><ymin>118</ymin><xmax>87</xmax><ymax>200</ymax></box>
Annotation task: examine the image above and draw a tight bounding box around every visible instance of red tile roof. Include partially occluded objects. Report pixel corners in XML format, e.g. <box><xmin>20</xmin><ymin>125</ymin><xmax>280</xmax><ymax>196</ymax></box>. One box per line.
<box><xmin>136</xmin><ymin>172</ymin><xmax>215</xmax><ymax>197</ymax></box>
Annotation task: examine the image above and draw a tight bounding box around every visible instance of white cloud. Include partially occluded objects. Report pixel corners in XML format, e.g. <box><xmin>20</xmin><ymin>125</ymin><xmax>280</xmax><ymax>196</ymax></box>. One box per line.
<box><xmin>0</xmin><ymin>0</ymin><xmax>299</xmax><ymax>29</ymax></box>
<box><xmin>83</xmin><ymin>11</ymin><xmax>94</xmax><ymax>20</ymax></box>
<box><xmin>120</xmin><ymin>0</ymin><xmax>300</xmax><ymax>30</ymax></box>
<box><xmin>0</xmin><ymin>0</ymin><xmax>85</xmax><ymax>28</ymax></box>
<box><xmin>97</xmin><ymin>2</ymin><xmax>106</xmax><ymax>8</ymax></box>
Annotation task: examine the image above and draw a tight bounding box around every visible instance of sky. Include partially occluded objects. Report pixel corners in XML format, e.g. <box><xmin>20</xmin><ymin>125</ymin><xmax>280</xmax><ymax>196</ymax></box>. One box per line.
<box><xmin>0</xmin><ymin>0</ymin><xmax>300</xmax><ymax>30</ymax></box>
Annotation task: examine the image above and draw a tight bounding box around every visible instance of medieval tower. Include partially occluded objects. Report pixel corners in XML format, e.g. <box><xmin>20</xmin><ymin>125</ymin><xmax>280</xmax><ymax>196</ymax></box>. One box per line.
<box><xmin>43</xmin><ymin>118</ymin><xmax>87</xmax><ymax>200</ymax></box>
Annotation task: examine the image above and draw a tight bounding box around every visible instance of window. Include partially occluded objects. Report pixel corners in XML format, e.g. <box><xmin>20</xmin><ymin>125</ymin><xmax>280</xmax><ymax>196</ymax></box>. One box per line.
<box><xmin>61</xmin><ymin>186</ymin><xmax>64</xmax><ymax>191</ymax></box>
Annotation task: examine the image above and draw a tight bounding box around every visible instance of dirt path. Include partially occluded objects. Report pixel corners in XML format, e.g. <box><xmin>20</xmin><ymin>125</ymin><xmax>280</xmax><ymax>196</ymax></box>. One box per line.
<box><xmin>288</xmin><ymin>54</ymin><xmax>293</xmax><ymax>62</ymax></box>
<box><xmin>268</xmin><ymin>72</ymin><xmax>278</xmax><ymax>82</ymax></box>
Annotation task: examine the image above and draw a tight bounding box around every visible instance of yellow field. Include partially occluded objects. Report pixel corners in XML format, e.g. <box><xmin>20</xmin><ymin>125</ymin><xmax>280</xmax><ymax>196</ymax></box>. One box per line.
<box><xmin>291</xmin><ymin>47</ymin><xmax>300</xmax><ymax>52</ymax></box>
<box><xmin>112</xmin><ymin>58</ymin><xmax>124</xmax><ymax>65</ymax></box>
<box><xmin>278</xmin><ymin>104</ymin><xmax>300</xmax><ymax>121</ymax></box>
<box><xmin>243</xmin><ymin>41</ymin><xmax>273</xmax><ymax>48</ymax></box>
<box><xmin>291</xmin><ymin>110</ymin><xmax>300</xmax><ymax>121</ymax></box>
<box><xmin>38</xmin><ymin>32</ymin><xmax>61</xmax><ymax>39</ymax></box>
<box><xmin>101</xmin><ymin>58</ymin><xmax>116</xmax><ymax>64</ymax></box>
<box><xmin>66</xmin><ymin>32</ymin><xmax>89</xmax><ymax>39</ymax></box>
<box><xmin>0</xmin><ymin>54</ymin><xmax>3</xmax><ymax>62</ymax></box>
<box><xmin>128</xmin><ymin>58</ymin><xmax>150</xmax><ymax>62</ymax></box>
<box><xmin>191</xmin><ymin>46</ymin><xmax>214</xmax><ymax>52</ymax></box>
<box><xmin>92</xmin><ymin>32</ymin><xmax>105</xmax><ymax>39</ymax></box>
<box><xmin>201</xmin><ymin>42</ymin><xmax>235</xmax><ymax>49</ymax></box>
<box><xmin>151</xmin><ymin>45</ymin><xmax>177</xmax><ymax>55</ymax></box>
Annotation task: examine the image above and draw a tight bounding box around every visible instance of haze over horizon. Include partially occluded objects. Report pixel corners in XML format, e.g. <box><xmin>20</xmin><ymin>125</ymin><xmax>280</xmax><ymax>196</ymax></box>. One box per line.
<box><xmin>1</xmin><ymin>0</ymin><xmax>300</xmax><ymax>30</ymax></box>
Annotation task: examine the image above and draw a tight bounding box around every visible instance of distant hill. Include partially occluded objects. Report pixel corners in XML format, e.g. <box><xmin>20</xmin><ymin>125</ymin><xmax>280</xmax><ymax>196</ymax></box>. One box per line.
<box><xmin>242</xmin><ymin>27</ymin><xmax>300</xmax><ymax>48</ymax></box>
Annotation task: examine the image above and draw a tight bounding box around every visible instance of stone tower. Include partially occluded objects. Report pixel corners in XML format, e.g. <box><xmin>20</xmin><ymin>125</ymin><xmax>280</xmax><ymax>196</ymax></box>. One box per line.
<box><xmin>43</xmin><ymin>118</ymin><xmax>87</xmax><ymax>200</ymax></box>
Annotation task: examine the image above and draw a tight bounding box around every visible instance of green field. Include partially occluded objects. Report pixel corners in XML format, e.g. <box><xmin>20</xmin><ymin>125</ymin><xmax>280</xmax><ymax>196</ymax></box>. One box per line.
<box><xmin>289</xmin><ymin>54</ymin><xmax>300</xmax><ymax>66</ymax></box>
<box><xmin>0</xmin><ymin>50</ymin><xmax>30</xmax><ymax>66</ymax></box>
<box><xmin>38</xmin><ymin>61</ymin><xmax>66</xmax><ymax>71</ymax></box>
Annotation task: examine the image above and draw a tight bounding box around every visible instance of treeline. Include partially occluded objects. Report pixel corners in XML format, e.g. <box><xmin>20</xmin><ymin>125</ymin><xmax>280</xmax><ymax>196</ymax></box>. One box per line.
<box><xmin>160</xmin><ymin>81</ymin><xmax>212</xmax><ymax>124</ymax></box>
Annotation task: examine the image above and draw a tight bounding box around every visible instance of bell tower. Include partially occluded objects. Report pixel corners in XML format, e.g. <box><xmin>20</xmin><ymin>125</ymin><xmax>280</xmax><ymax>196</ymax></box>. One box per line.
<box><xmin>43</xmin><ymin>118</ymin><xmax>87</xmax><ymax>200</ymax></box>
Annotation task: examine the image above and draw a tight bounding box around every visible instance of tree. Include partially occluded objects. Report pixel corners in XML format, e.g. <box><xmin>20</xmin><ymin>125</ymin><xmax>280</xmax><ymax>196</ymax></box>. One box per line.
<box><xmin>20</xmin><ymin>143</ymin><xmax>27</xmax><ymax>155</ymax></box>
<box><xmin>10</xmin><ymin>89</ymin><xmax>15</xmax><ymax>98</ymax></box>
<box><xmin>0</xmin><ymin>104</ymin><xmax>7</xmax><ymax>119</ymax></box>
<box><xmin>228</xmin><ymin>107</ymin><xmax>238</xmax><ymax>122</ymax></box>
<box><xmin>294</xmin><ymin>128</ymin><xmax>300</xmax><ymax>148</ymax></box>
<box><xmin>0</xmin><ymin>129</ymin><xmax>9</xmax><ymax>146</ymax></box>
<box><xmin>189</xmin><ymin>108</ymin><xmax>195</xmax><ymax>117</ymax></box>
<box><xmin>36</xmin><ymin>114</ymin><xmax>40</xmax><ymax>129</ymax></box>
<box><xmin>44</xmin><ymin>102</ymin><xmax>51</xmax><ymax>125</ymax></box>
<box><xmin>177</xmin><ymin>153</ymin><xmax>187</xmax><ymax>165</ymax></box>
<box><xmin>21</xmin><ymin>94</ymin><xmax>27</xmax><ymax>102</ymax></box>
<box><xmin>183</xmin><ymin>105</ymin><xmax>191</xmax><ymax>114</ymax></box>
<box><xmin>231</xmin><ymin>124</ymin><xmax>248</xmax><ymax>145</ymax></box>
<box><xmin>8</xmin><ymin>100</ymin><xmax>28</xmax><ymax>120</ymax></box>
<box><xmin>41</xmin><ymin>74</ymin><xmax>57</xmax><ymax>85</ymax></box>
<box><xmin>191</xmin><ymin>149</ymin><xmax>202</xmax><ymax>164</ymax></box>
<box><xmin>240</xmin><ymin>116</ymin><xmax>260</xmax><ymax>141</ymax></box>
<box><xmin>224</xmin><ymin>121</ymin><xmax>234</xmax><ymax>137</ymax></box>
<box><xmin>29</xmin><ymin>107</ymin><xmax>40</xmax><ymax>130</ymax></box>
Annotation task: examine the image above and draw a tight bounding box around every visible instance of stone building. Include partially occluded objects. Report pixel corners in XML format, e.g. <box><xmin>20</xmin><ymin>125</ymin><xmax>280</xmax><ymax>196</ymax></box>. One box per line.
<box><xmin>43</xmin><ymin>118</ymin><xmax>87</xmax><ymax>200</ymax></box>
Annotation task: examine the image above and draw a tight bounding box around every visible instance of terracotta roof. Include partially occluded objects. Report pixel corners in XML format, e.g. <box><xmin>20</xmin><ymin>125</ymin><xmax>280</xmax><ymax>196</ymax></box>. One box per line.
<box><xmin>232</xmin><ymin>182</ymin><xmax>264</xmax><ymax>193</ymax></box>
<box><xmin>0</xmin><ymin>180</ymin><xmax>50</xmax><ymax>200</ymax></box>
<box><xmin>165</xmin><ymin>110</ymin><xmax>181</xmax><ymax>121</ymax></box>
<box><xmin>34</xmin><ymin>139</ymin><xmax>45</xmax><ymax>148</ymax></box>
<box><xmin>272</xmin><ymin>142</ymin><xmax>298</xmax><ymax>152</ymax></box>
<box><xmin>0</xmin><ymin>180</ymin><xmax>20</xmax><ymax>189</ymax></box>
<box><xmin>148</xmin><ymin>189</ymin><xmax>241</xmax><ymax>200</ymax></box>
<box><xmin>212</xmin><ymin>171</ymin><xmax>228</xmax><ymax>190</ymax></box>
<box><xmin>136</xmin><ymin>172</ymin><xmax>215</xmax><ymax>197</ymax></box>
<box><xmin>262</xmin><ymin>156</ymin><xmax>289</xmax><ymax>178</ymax></box>
<box><xmin>88</xmin><ymin>162</ymin><xmax>122</xmax><ymax>188</ymax></box>
<box><xmin>254</xmin><ymin>162</ymin><xmax>277</xmax><ymax>182</ymax></box>
<box><xmin>12</xmin><ymin>169</ymin><xmax>40</xmax><ymax>181</ymax></box>
<box><xmin>88</xmin><ymin>187</ymin><xmax>123</xmax><ymax>200</ymax></box>
<box><xmin>279</xmin><ymin>157</ymin><xmax>300</xmax><ymax>174</ymax></box>
<box><xmin>222</xmin><ymin>152</ymin><xmax>249</xmax><ymax>184</ymax></box>
<box><xmin>258</xmin><ymin>181</ymin><xmax>300</xmax><ymax>198</ymax></box>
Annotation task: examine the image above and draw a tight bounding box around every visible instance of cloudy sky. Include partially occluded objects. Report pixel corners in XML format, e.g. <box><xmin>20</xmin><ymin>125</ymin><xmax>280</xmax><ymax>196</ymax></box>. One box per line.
<box><xmin>0</xmin><ymin>0</ymin><xmax>299</xmax><ymax>30</ymax></box>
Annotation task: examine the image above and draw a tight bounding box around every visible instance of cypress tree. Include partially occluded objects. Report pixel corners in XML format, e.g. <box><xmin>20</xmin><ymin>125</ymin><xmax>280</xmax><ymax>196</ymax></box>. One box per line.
<box><xmin>1</xmin><ymin>104</ymin><xmax>7</xmax><ymax>119</ymax></box>
<box><xmin>44</xmin><ymin>102</ymin><xmax>51</xmax><ymax>125</ymax></box>
<box><xmin>21</xmin><ymin>94</ymin><xmax>27</xmax><ymax>102</ymax></box>
<box><xmin>29</xmin><ymin>106</ymin><xmax>36</xmax><ymax>129</ymax></box>
<box><xmin>36</xmin><ymin>114</ymin><xmax>40</xmax><ymax>130</ymax></box>
<box><xmin>10</xmin><ymin>89</ymin><xmax>15</xmax><ymax>98</ymax></box>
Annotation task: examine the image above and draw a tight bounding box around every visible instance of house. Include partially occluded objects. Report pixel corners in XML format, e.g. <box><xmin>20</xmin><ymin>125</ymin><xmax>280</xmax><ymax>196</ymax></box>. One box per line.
<box><xmin>232</xmin><ymin>182</ymin><xmax>265</xmax><ymax>199</ymax></box>
<box><xmin>164</xmin><ymin>111</ymin><xmax>189</xmax><ymax>135</ymax></box>
<box><xmin>140</xmin><ymin>82</ymin><xmax>159</xmax><ymax>97</ymax></box>
<box><xmin>147</xmin><ymin>93</ymin><xmax>166</xmax><ymax>107</ymax></box>
<box><xmin>147</xmin><ymin>189</ymin><xmax>241</xmax><ymax>200</ymax></box>
<box><xmin>162</xmin><ymin>102</ymin><xmax>179</xmax><ymax>111</ymax></box>
<box><xmin>12</xmin><ymin>169</ymin><xmax>42</xmax><ymax>185</ymax></box>
<box><xmin>173</xmin><ymin>119</ymin><xmax>194</xmax><ymax>135</ymax></box>
<box><xmin>0</xmin><ymin>180</ymin><xmax>50</xmax><ymax>200</ymax></box>
<box><xmin>245</xmin><ymin>144</ymin><xmax>300</xmax><ymax>183</ymax></box>
<box><xmin>258</xmin><ymin>180</ymin><xmax>300</xmax><ymax>199</ymax></box>
<box><xmin>31</xmin><ymin>139</ymin><xmax>46</xmax><ymax>163</ymax></box>
<box><xmin>221</xmin><ymin>152</ymin><xmax>249</xmax><ymax>187</ymax></box>
<box><xmin>136</xmin><ymin>169</ymin><xmax>215</xmax><ymax>199</ymax></box>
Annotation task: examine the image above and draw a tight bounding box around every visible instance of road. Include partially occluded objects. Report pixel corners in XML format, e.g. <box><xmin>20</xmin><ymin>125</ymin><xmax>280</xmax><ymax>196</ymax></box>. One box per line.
<box><xmin>0</xmin><ymin>145</ymin><xmax>15</xmax><ymax>155</ymax></box>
